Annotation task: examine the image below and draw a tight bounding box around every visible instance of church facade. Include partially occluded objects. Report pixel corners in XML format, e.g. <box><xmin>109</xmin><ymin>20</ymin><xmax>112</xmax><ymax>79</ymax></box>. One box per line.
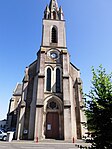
<box><xmin>14</xmin><ymin>0</ymin><xmax>86</xmax><ymax>141</ymax></box>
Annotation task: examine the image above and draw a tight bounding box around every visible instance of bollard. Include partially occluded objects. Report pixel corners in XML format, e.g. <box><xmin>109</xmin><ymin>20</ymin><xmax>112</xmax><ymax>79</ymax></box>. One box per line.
<box><xmin>73</xmin><ymin>137</ymin><xmax>75</xmax><ymax>143</ymax></box>
<box><xmin>36</xmin><ymin>137</ymin><xmax>38</xmax><ymax>143</ymax></box>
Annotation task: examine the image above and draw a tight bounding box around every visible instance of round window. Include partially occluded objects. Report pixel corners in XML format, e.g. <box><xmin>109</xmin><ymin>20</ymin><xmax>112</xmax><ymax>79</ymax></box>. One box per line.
<box><xmin>47</xmin><ymin>101</ymin><xmax>59</xmax><ymax>110</ymax></box>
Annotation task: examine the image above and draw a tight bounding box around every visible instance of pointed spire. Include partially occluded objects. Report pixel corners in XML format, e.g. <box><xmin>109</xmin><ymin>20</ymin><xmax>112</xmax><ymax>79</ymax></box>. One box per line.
<box><xmin>43</xmin><ymin>0</ymin><xmax>64</xmax><ymax>20</ymax></box>
<box><xmin>44</xmin><ymin>5</ymin><xmax>50</xmax><ymax>19</ymax></box>
<box><xmin>45</xmin><ymin>5</ymin><xmax>50</xmax><ymax>13</ymax></box>
<box><xmin>59</xmin><ymin>6</ymin><xmax>63</xmax><ymax>13</ymax></box>
<box><xmin>59</xmin><ymin>6</ymin><xmax>64</xmax><ymax>20</ymax></box>
<box><xmin>49</xmin><ymin>0</ymin><xmax>59</xmax><ymax>11</ymax></box>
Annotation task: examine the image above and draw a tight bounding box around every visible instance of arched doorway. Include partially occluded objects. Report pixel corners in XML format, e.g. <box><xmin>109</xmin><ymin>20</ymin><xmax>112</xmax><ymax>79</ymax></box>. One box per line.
<box><xmin>44</xmin><ymin>97</ymin><xmax>64</xmax><ymax>140</ymax></box>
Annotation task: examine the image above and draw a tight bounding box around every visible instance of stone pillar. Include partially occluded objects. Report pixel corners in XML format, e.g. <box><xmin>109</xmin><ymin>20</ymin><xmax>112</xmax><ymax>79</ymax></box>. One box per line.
<box><xmin>34</xmin><ymin>75</ymin><xmax>44</xmax><ymax>141</ymax></box>
<box><xmin>76</xmin><ymin>78</ymin><xmax>87</xmax><ymax>138</ymax></box>
<box><xmin>62</xmin><ymin>50</ymin><xmax>71</xmax><ymax>140</ymax></box>
<box><xmin>70</xmin><ymin>78</ymin><xmax>77</xmax><ymax>140</ymax></box>
<box><xmin>80</xmin><ymin>106</ymin><xmax>87</xmax><ymax>137</ymax></box>
<box><xmin>16</xmin><ymin>67</ymin><xmax>29</xmax><ymax>140</ymax></box>
<box><xmin>63</xmin><ymin>107</ymin><xmax>71</xmax><ymax>140</ymax></box>
<box><xmin>74</xmin><ymin>78</ymin><xmax>82</xmax><ymax>139</ymax></box>
<box><xmin>16</xmin><ymin>101</ymin><xmax>26</xmax><ymax>140</ymax></box>
<box><xmin>38</xmin><ymin>48</ymin><xmax>45</xmax><ymax>75</ymax></box>
<box><xmin>34</xmin><ymin>49</ymin><xmax>45</xmax><ymax>141</ymax></box>
<box><xmin>34</xmin><ymin>106</ymin><xmax>43</xmax><ymax>141</ymax></box>
<box><xmin>63</xmin><ymin>77</ymin><xmax>71</xmax><ymax>140</ymax></box>
<box><xmin>16</xmin><ymin>74</ymin><xmax>28</xmax><ymax>140</ymax></box>
<box><xmin>28</xmin><ymin>75</ymin><xmax>38</xmax><ymax>140</ymax></box>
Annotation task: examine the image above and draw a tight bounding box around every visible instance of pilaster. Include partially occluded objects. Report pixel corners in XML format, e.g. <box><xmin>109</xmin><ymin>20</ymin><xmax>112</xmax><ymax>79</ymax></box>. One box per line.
<box><xmin>34</xmin><ymin>105</ymin><xmax>43</xmax><ymax>141</ymax></box>
<box><xmin>34</xmin><ymin>74</ymin><xmax>44</xmax><ymax>140</ymax></box>
<box><xmin>16</xmin><ymin>77</ymin><xmax>28</xmax><ymax>140</ymax></box>
<box><xmin>74</xmin><ymin>78</ymin><xmax>82</xmax><ymax>139</ymax></box>
<box><xmin>62</xmin><ymin>50</ymin><xmax>71</xmax><ymax>140</ymax></box>
<box><xmin>28</xmin><ymin>75</ymin><xmax>38</xmax><ymax>140</ymax></box>
<box><xmin>69</xmin><ymin>77</ymin><xmax>77</xmax><ymax>140</ymax></box>
<box><xmin>16</xmin><ymin>101</ymin><xmax>26</xmax><ymax>140</ymax></box>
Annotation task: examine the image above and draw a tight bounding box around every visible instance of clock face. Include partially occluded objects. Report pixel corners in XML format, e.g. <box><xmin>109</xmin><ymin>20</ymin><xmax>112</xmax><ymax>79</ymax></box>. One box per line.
<box><xmin>50</xmin><ymin>52</ymin><xmax>58</xmax><ymax>59</ymax></box>
<box><xmin>47</xmin><ymin>49</ymin><xmax>59</xmax><ymax>60</ymax></box>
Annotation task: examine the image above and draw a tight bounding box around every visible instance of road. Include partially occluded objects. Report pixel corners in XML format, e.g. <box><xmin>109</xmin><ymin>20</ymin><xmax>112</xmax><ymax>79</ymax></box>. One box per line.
<box><xmin>0</xmin><ymin>142</ymin><xmax>79</xmax><ymax>149</ymax></box>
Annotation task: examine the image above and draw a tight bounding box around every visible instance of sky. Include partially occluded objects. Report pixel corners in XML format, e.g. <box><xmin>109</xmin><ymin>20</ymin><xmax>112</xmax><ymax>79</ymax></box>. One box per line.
<box><xmin>0</xmin><ymin>0</ymin><xmax>112</xmax><ymax>120</ymax></box>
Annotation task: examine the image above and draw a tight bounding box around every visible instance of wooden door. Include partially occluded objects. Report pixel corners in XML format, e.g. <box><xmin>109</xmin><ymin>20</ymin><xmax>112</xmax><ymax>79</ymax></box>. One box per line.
<box><xmin>46</xmin><ymin>112</ymin><xmax>59</xmax><ymax>139</ymax></box>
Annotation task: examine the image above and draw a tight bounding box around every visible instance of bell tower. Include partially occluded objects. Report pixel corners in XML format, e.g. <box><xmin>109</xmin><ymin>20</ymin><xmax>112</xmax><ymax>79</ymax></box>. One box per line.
<box><xmin>42</xmin><ymin>0</ymin><xmax>66</xmax><ymax>48</ymax></box>
<box><xmin>33</xmin><ymin>0</ymin><xmax>72</xmax><ymax>140</ymax></box>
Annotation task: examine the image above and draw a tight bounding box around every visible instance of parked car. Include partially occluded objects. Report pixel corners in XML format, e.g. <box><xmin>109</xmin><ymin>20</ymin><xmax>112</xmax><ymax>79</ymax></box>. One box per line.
<box><xmin>0</xmin><ymin>129</ymin><xmax>7</xmax><ymax>141</ymax></box>
<box><xmin>0</xmin><ymin>128</ymin><xmax>7</xmax><ymax>133</ymax></box>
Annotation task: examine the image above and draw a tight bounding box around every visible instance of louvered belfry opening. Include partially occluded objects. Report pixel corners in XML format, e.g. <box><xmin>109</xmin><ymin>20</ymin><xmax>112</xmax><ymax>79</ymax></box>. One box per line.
<box><xmin>51</xmin><ymin>27</ymin><xmax>57</xmax><ymax>43</ymax></box>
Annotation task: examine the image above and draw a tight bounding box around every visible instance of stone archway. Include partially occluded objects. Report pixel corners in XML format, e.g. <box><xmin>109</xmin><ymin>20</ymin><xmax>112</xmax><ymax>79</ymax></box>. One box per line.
<box><xmin>43</xmin><ymin>96</ymin><xmax>64</xmax><ymax>140</ymax></box>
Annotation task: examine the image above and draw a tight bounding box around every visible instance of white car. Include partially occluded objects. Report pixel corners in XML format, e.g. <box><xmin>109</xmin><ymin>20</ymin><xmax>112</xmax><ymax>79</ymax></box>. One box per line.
<box><xmin>0</xmin><ymin>130</ymin><xmax>7</xmax><ymax>141</ymax></box>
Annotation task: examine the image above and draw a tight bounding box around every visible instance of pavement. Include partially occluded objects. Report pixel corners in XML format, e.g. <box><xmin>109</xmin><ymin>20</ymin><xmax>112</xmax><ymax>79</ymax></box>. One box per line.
<box><xmin>39</xmin><ymin>139</ymin><xmax>91</xmax><ymax>147</ymax></box>
<box><xmin>0</xmin><ymin>139</ymin><xmax>92</xmax><ymax>149</ymax></box>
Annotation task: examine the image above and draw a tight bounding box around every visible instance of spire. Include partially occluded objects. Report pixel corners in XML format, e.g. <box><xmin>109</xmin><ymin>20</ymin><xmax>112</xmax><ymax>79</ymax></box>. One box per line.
<box><xmin>45</xmin><ymin>5</ymin><xmax>50</xmax><ymax>12</ymax></box>
<box><xmin>59</xmin><ymin>6</ymin><xmax>64</xmax><ymax>20</ymax></box>
<box><xmin>59</xmin><ymin>6</ymin><xmax>63</xmax><ymax>13</ymax></box>
<box><xmin>44</xmin><ymin>5</ymin><xmax>50</xmax><ymax>19</ymax></box>
<box><xmin>49</xmin><ymin>0</ymin><xmax>59</xmax><ymax>11</ymax></box>
<box><xmin>44</xmin><ymin>0</ymin><xmax>64</xmax><ymax>20</ymax></box>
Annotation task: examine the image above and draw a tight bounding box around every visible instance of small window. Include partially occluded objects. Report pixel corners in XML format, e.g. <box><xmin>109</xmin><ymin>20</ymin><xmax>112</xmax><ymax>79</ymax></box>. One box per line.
<box><xmin>48</xmin><ymin>14</ymin><xmax>50</xmax><ymax>19</ymax></box>
<box><xmin>46</xmin><ymin>68</ymin><xmax>51</xmax><ymax>91</ymax></box>
<box><xmin>56</xmin><ymin>68</ymin><xmax>61</xmax><ymax>93</ymax></box>
<box><xmin>44</xmin><ymin>14</ymin><xmax>46</xmax><ymax>19</ymax></box>
<box><xmin>51</xmin><ymin>27</ymin><xmax>57</xmax><ymax>43</ymax></box>
<box><xmin>53</xmin><ymin>11</ymin><xmax>56</xmax><ymax>19</ymax></box>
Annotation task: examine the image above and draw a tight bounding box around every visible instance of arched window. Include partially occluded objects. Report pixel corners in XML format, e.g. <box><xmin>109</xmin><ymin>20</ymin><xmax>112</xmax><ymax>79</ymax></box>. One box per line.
<box><xmin>46</xmin><ymin>68</ymin><xmax>51</xmax><ymax>91</ymax></box>
<box><xmin>53</xmin><ymin>11</ymin><xmax>56</xmax><ymax>19</ymax></box>
<box><xmin>44</xmin><ymin>13</ymin><xmax>46</xmax><ymax>19</ymax></box>
<box><xmin>48</xmin><ymin>14</ymin><xmax>50</xmax><ymax>19</ymax></box>
<box><xmin>51</xmin><ymin>27</ymin><xmax>57</xmax><ymax>43</ymax></box>
<box><xmin>56</xmin><ymin>68</ymin><xmax>61</xmax><ymax>93</ymax></box>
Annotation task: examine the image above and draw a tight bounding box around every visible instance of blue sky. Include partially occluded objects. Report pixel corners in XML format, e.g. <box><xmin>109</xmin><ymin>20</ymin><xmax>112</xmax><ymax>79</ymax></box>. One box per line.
<box><xmin>0</xmin><ymin>0</ymin><xmax>112</xmax><ymax>120</ymax></box>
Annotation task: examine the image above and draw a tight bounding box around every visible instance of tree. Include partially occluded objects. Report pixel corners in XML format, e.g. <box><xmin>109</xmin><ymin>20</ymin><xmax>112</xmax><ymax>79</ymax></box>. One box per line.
<box><xmin>85</xmin><ymin>65</ymin><xmax>112</xmax><ymax>149</ymax></box>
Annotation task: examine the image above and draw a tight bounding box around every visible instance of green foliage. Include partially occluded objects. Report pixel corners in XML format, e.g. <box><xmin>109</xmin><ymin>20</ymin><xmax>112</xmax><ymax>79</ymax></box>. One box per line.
<box><xmin>85</xmin><ymin>65</ymin><xmax>112</xmax><ymax>149</ymax></box>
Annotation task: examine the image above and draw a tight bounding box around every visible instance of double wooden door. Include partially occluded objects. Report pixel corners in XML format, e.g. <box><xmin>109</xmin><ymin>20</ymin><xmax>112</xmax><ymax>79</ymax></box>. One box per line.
<box><xmin>46</xmin><ymin>112</ymin><xmax>59</xmax><ymax>139</ymax></box>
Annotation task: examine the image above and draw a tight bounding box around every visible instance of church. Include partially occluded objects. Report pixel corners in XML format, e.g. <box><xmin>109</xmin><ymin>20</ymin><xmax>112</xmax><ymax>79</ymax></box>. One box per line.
<box><xmin>8</xmin><ymin>0</ymin><xmax>87</xmax><ymax>141</ymax></box>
